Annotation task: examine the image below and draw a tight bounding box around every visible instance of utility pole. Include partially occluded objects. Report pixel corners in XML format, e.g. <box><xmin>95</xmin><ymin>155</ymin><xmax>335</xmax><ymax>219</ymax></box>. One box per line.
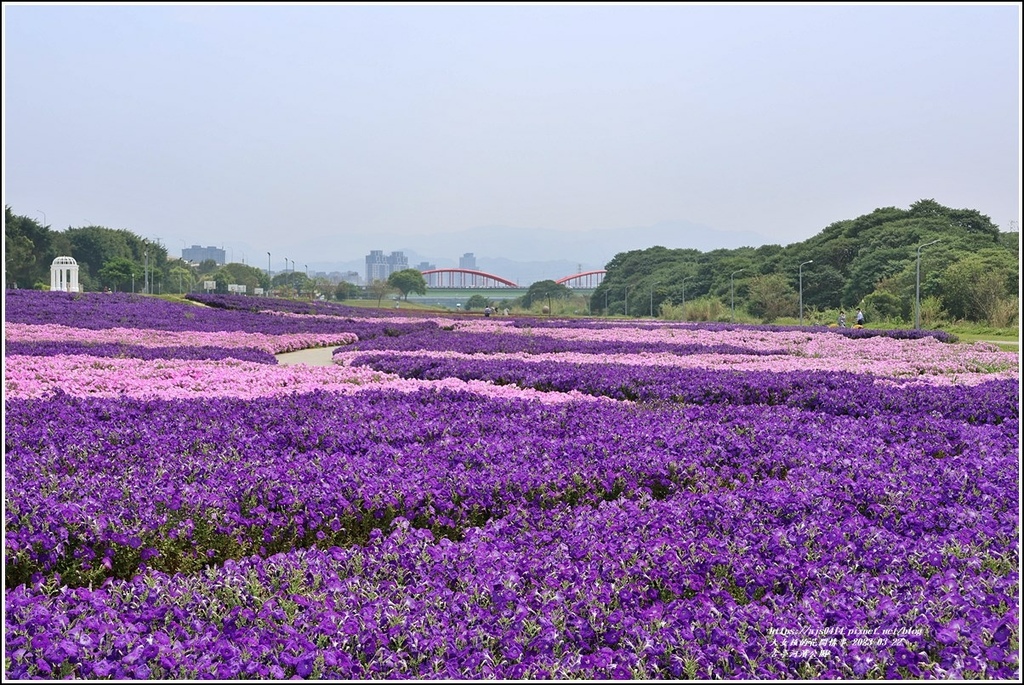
<box><xmin>799</xmin><ymin>260</ymin><xmax>813</xmax><ymax>325</ymax></box>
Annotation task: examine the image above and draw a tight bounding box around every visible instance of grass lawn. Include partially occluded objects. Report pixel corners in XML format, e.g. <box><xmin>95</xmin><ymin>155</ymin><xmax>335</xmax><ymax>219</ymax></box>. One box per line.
<box><xmin>340</xmin><ymin>298</ymin><xmax>446</xmax><ymax>312</ymax></box>
<box><xmin>949</xmin><ymin>330</ymin><xmax>1020</xmax><ymax>351</ymax></box>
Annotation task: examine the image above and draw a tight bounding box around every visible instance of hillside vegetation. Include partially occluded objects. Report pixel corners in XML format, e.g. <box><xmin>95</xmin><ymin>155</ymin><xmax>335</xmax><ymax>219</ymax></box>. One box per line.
<box><xmin>5</xmin><ymin>199</ymin><xmax>1019</xmax><ymax>327</ymax></box>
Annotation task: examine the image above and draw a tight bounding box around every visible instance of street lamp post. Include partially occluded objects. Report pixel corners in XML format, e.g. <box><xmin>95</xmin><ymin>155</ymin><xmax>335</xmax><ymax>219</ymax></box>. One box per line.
<box><xmin>36</xmin><ymin>210</ymin><xmax>46</xmax><ymax>226</ymax></box>
<box><xmin>267</xmin><ymin>252</ymin><xmax>272</xmax><ymax>295</ymax></box>
<box><xmin>144</xmin><ymin>251</ymin><xmax>149</xmax><ymax>294</ymax></box>
<box><xmin>624</xmin><ymin>286</ymin><xmax>629</xmax><ymax>317</ymax></box>
<box><xmin>680</xmin><ymin>276</ymin><xmax>691</xmax><ymax>323</ymax></box>
<box><xmin>799</xmin><ymin>260</ymin><xmax>813</xmax><ymax>326</ymax></box>
<box><xmin>650</xmin><ymin>282</ymin><xmax>658</xmax><ymax>317</ymax></box>
<box><xmin>915</xmin><ymin>239</ymin><xmax>940</xmax><ymax>329</ymax></box>
<box><xmin>730</xmin><ymin>269</ymin><xmax>746</xmax><ymax>322</ymax></box>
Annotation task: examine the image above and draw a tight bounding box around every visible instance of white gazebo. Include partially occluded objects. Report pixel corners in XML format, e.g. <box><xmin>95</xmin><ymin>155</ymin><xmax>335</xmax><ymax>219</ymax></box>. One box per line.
<box><xmin>50</xmin><ymin>256</ymin><xmax>81</xmax><ymax>292</ymax></box>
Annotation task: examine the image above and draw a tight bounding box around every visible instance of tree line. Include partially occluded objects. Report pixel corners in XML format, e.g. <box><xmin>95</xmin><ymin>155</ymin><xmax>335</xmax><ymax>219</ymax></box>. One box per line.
<box><xmin>3</xmin><ymin>205</ymin><xmax>437</xmax><ymax>304</ymax></box>
<box><xmin>5</xmin><ymin>199</ymin><xmax>1019</xmax><ymax>326</ymax></box>
<box><xmin>591</xmin><ymin>199</ymin><xmax>1018</xmax><ymax>326</ymax></box>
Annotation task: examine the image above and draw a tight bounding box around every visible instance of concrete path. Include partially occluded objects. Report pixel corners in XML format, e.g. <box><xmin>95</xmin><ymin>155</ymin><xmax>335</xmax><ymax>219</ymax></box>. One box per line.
<box><xmin>274</xmin><ymin>347</ymin><xmax>339</xmax><ymax>367</ymax></box>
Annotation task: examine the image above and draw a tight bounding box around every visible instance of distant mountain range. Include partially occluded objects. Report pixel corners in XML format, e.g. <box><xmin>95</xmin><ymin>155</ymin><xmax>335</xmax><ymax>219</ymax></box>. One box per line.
<box><xmin>293</xmin><ymin>220</ymin><xmax>770</xmax><ymax>284</ymax></box>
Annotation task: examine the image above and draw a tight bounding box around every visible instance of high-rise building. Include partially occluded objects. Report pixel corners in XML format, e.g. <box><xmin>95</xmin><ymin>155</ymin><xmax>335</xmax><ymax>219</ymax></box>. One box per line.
<box><xmin>182</xmin><ymin>245</ymin><xmax>226</xmax><ymax>265</ymax></box>
<box><xmin>327</xmin><ymin>270</ymin><xmax>362</xmax><ymax>285</ymax></box>
<box><xmin>458</xmin><ymin>253</ymin><xmax>483</xmax><ymax>286</ymax></box>
<box><xmin>417</xmin><ymin>261</ymin><xmax>438</xmax><ymax>287</ymax></box>
<box><xmin>389</xmin><ymin>251</ymin><xmax>409</xmax><ymax>272</ymax></box>
<box><xmin>366</xmin><ymin>250</ymin><xmax>388</xmax><ymax>283</ymax></box>
<box><xmin>365</xmin><ymin>250</ymin><xmax>409</xmax><ymax>283</ymax></box>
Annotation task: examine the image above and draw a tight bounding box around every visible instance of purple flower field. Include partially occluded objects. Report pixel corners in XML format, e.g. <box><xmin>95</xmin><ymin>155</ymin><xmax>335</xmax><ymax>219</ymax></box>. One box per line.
<box><xmin>4</xmin><ymin>291</ymin><xmax>1020</xmax><ymax>679</ymax></box>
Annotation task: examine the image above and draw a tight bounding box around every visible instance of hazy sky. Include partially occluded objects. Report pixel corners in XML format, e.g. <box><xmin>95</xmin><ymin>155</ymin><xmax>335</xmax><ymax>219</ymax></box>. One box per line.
<box><xmin>3</xmin><ymin>2</ymin><xmax>1021</xmax><ymax>265</ymax></box>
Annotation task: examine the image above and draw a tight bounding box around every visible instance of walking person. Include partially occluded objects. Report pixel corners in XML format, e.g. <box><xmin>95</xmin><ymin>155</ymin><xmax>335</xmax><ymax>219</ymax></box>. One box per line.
<box><xmin>838</xmin><ymin>310</ymin><xmax>847</xmax><ymax>328</ymax></box>
<box><xmin>855</xmin><ymin>308</ymin><xmax>865</xmax><ymax>327</ymax></box>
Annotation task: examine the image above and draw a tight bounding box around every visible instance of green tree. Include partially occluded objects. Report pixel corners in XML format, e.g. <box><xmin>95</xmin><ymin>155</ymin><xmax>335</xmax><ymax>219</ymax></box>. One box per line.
<box><xmin>168</xmin><ymin>263</ymin><xmax>195</xmax><ymax>294</ymax></box>
<box><xmin>60</xmin><ymin>227</ymin><xmax>168</xmax><ymax>291</ymax></box>
<box><xmin>654</xmin><ymin>262</ymin><xmax>704</xmax><ymax>315</ymax></box>
<box><xmin>939</xmin><ymin>250</ymin><xmax>1017</xmax><ymax>322</ymax></box>
<box><xmin>807</xmin><ymin>232</ymin><xmax>857</xmax><ymax>275</ymax></box>
<box><xmin>745</xmin><ymin>273</ymin><xmax>798</xmax><ymax>322</ymax></box>
<box><xmin>863</xmin><ymin>276</ymin><xmax>913</xmax><ymax>321</ymax></box>
<box><xmin>333</xmin><ymin>281</ymin><xmax>360</xmax><ymax>301</ymax></box>
<box><xmin>523</xmin><ymin>280</ymin><xmax>571</xmax><ymax>308</ymax></box>
<box><xmin>861</xmin><ymin>291</ymin><xmax>904</xmax><ymax>322</ymax></box>
<box><xmin>368</xmin><ymin>279</ymin><xmax>394</xmax><ymax>307</ymax></box>
<box><xmin>271</xmin><ymin>270</ymin><xmax>310</xmax><ymax>296</ymax></box>
<box><xmin>387</xmin><ymin>269</ymin><xmax>427</xmax><ymax>300</ymax></box>
<box><xmin>845</xmin><ymin>206</ymin><xmax>909</xmax><ymax>240</ymax></box>
<box><xmin>511</xmin><ymin>280</ymin><xmax>570</xmax><ymax>313</ymax></box>
<box><xmin>63</xmin><ymin>226</ymin><xmax>132</xmax><ymax>282</ymax></box>
<box><xmin>465</xmin><ymin>294</ymin><xmax>492</xmax><ymax>310</ymax></box>
<box><xmin>215</xmin><ymin>262</ymin><xmax>269</xmax><ymax>295</ymax></box>
<box><xmin>967</xmin><ymin>272</ymin><xmax>1012</xmax><ymax>325</ymax></box>
<box><xmin>98</xmin><ymin>257</ymin><xmax>142</xmax><ymax>292</ymax></box>
<box><xmin>5</xmin><ymin>231</ymin><xmax>36</xmax><ymax>289</ymax></box>
<box><xmin>5</xmin><ymin>207</ymin><xmax>55</xmax><ymax>288</ymax></box>
<box><xmin>800</xmin><ymin>264</ymin><xmax>846</xmax><ymax>311</ymax></box>
<box><xmin>197</xmin><ymin>259</ymin><xmax>218</xmax><ymax>274</ymax></box>
<box><xmin>842</xmin><ymin>246</ymin><xmax>914</xmax><ymax>307</ymax></box>
<box><xmin>997</xmin><ymin>229</ymin><xmax>1019</xmax><ymax>251</ymax></box>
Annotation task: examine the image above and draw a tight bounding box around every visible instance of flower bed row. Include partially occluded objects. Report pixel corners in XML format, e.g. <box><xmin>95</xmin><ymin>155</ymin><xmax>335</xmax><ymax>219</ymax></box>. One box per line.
<box><xmin>4</xmin><ymin>341</ymin><xmax>278</xmax><ymax>365</ymax></box>
<box><xmin>7</xmin><ymin>387</ymin><xmax>1016</xmax><ymax>590</ymax></box>
<box><xmin>5</xmin><ymin>322</ymin><xmax>358</xmax><ymax>354</ymax></box>
<box><xmin>4</xmin><ymin>292</ymin><xmax>1019</xmax><ymax>680</ymax></box>
<box><xmin>339</xmin><ymin>326</ymin><xmax>789</xmax><ymax>357</ymax></box>
<box><xmin>3</xmin><ymin>291</ymin><xmax>436</xmax><ymax>339</ymax></box>
<box><xmin>390</xmin><ymin>319</ymin><xmax>1014</xmax><ymax>376</ymax></box>
<box><xmin>343</xmin><ymin>352</ymin><xmax>1018</xmax><ymax>423</ymax></box>
<box><xmin>6</xmin><ymin>479</ymin><xmax>1017</xmax><ymax>679</ymax></box>
<box><xmin>2</xmin><ymin>354</ymin><xmax>608</xmax><ymax>403</ymax></box>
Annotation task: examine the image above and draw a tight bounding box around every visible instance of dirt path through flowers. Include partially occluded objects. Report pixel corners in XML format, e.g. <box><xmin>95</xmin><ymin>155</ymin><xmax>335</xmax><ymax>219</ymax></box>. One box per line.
<box><xmin>274</xmin><ymin>347</ymin><xmax>337</xmax><ymax>366</ymax></box>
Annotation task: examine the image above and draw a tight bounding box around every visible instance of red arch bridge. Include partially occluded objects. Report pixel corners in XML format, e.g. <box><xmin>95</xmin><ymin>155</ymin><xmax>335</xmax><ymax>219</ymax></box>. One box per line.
<box><xmin>420</xmin><ymin>268</ymin><xmax>606</xmax><ymax>289</ymax></box>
